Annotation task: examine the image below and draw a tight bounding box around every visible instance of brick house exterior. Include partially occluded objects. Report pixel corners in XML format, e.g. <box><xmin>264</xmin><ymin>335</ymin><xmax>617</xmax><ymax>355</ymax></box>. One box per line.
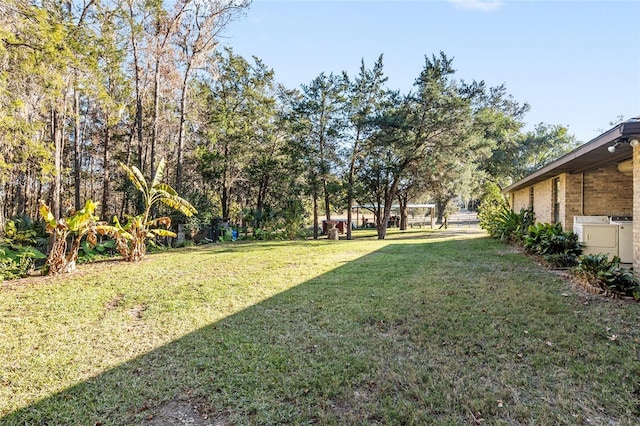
<box><xmin>502</xmin><ymin>117</ymin><xmax>640</xmax><ymax>272</ymax></box>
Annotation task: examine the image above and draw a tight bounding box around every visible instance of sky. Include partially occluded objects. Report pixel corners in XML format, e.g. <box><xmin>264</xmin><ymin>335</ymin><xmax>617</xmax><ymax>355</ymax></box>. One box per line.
<box><xmin>219</xmin><ymin>0</ymin><xmax>640</xmax><ymax>144</ymax></box>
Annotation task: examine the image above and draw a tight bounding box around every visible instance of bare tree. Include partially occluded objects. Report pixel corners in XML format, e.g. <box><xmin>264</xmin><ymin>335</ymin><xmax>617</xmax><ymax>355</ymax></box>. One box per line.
<box><xmin>173</xmin><ymin>0</ymin><xmax>249</xmax><ymax>193</ymax></box>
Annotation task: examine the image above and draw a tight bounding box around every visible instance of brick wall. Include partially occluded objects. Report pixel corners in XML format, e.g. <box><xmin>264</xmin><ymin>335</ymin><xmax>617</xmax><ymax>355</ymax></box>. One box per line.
<box><xmin>507</xmin><ymin>162</ymin><xmax>633</xmax><ymax>232</ymax></box>
<box><xmin>532</xmin><ymin>180</ymin><xmax>552</xmax><ymax>224</ymax></box>
<box><xmin>563</xmin><ymin>173</ymin><xmax>583</xmax><ymax>231</ymax></box>
<box><xmin>511</xmin><ymin>187</ymin><xmax>530</xmax><ymax>212</ymax></box>
<box><xmin>582</xmin><ymin>163</ymin><xmax>633</xmax><ymax>216</ymax></box>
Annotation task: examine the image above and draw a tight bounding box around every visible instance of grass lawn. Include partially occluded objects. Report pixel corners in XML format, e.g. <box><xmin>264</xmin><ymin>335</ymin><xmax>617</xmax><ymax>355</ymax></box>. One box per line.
<box><xmin>1</xmin><ymin>228</ymin><xmax>639</xmax><ymax>425</ymax></box>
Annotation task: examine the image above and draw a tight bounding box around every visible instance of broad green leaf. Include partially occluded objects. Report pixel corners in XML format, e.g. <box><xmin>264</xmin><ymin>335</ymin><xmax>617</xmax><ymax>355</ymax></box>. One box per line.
<box><xmin>149</xmin><ymin>228</ymin><xmax>177</xmax><ymax>238</ymax></box>
<box><xmin>38</xmin><ymin>201</ymin><xmax>56</xmax><ymax>227</ymax></box>
<box><xmin>155</xmin><ymin>183</ymin><xmax>177</xmax><ymax>196</ymax></box>
<box><xmin>151</xmin><ymin>158</ymin><xmax>166</xmax><ymax>189</ymax></box>
<box><xmin>120</xmin><ymin>162</ymin><xmax>146</xmax><ymax>193</ymax></box>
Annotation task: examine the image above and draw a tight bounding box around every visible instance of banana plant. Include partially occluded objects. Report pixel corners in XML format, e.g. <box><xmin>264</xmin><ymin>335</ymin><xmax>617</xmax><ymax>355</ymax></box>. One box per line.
<box><xmin>39</xmin><ymin>199</ymin><xmax>100</xmax><ymax>275</ymax></box>
<box><xmin>101</xmin><ymin>158</ymin><xmax>197</xmax><ymax>262</ymax></box>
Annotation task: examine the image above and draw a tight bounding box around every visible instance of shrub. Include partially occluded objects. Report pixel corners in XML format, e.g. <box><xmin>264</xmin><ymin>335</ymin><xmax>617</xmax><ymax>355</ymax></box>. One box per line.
<box><xmin>523</xmin><ymin>222</ymin><xmax>581</xmax><ymax>267</ymax></box>
<box><xmin>78</xmin><ymin>239</ymin><xmax>117</xmax><ymax>263</ymax></box>
<box><xmin>0</xmin><ymin>217</ymin><xmax>47</xmax><ymax>279</ymax></box>
<box><xmin>481</xmin><ymin>207</ymin><xmax>534</xmax><ymax>242</ymax></box>
<box><xmin>3</xmin><ymin>215</ymin><xmax>47</xmax><ymax>250</ymax></box>
<box><xmin>0</xmin><ymin>244</ymin><xmax>46</xmax><ymax>280</ymax></box>
<box><xmin>573</xmin><ymin>254</ymin><xmax>639</xmax><ymax>298</ymax></box>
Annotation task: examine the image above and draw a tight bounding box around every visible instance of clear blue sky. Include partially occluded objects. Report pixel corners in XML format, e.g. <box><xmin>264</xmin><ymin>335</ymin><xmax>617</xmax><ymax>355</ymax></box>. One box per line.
<box><xmin>220</xmin><ymin>0</ymin><xmax>640</xmax><ymax>143</ymax></box>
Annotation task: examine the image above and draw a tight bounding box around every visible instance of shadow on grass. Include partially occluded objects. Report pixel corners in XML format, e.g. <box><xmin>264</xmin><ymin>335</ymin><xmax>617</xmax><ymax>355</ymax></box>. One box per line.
<box><xmin>3</xmin><ymin>232</ymin><xmax>639</xmax><ymax>425</ymax></box>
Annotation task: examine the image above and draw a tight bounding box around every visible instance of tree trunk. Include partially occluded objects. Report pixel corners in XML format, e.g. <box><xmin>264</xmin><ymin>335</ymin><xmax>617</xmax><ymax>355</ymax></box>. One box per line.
<box><xmin>150</xmin><ymin>54</ymin><xmax>160</xmax><ymax>180</ymax></box>
<box><xmin>73</xmin><ymin>88</ymin><xmax>81</xmax><ymax>211</ymax></box>
<box><xmin>376</xmin><ymin>177</ymin><xmax>400</xmax><ymax>240</ymax></box>
<box><xmin>312</xmin><ymin>189</ymin><xmax>319</xmax><ymax>240</ymax></box>
<box><xmin>176</xmin><ymin>62</ymin><xmax>192</xmax><ymax>194</ymax></box>
<box><xmin>346</xmin><ymin>193</ymin><xmax>353</xmax><ymax>240</ymax></box>
<box><xmin>222</xmin><ymin>184</ymin><xmax>229</xmax><ymax>219</ymax></box>
<box><xmin>221</xmin><ymin>143</ymin><xmax>230</xmax><ymax>219</ymax></box>
<box><xmin>52</xmin><ymin>107</ymin><xmax>64</xmax><ymax>220</ymax></box>
<box><xmin>398</xmin><ymin>193</ymin><xmax>408</xmax><ymax>230</ymax></box>
<box><xmin>128</xmin><ymin>0</ymin><xmax>144</xmax><ymax>172</ymax></box>
<box><xmin>346</xmin><ymin>167</ymin><xmax>355</xmax><ymax>240</ymax></box>
<box><xmin>101</xmin><ymin>125</ymin><xmax>111</xmax><ymax>219</ymax></box>
<box><xmin>436</xmin><ymin>199</ymin><xmax>448</xmax><ymax>224</ymax></box>
<box><xmin>15</xmin><ymin>171</ymin><xmax>25</xmax><ymax>216</ymax></box>
<box><xmin>323</xmin><ymin>178</ymin><xmax>331</xmax><ymax>222</ymax></box>
<box><xmin>0</xmin><ymin>184</ymin><xmax>5</xmax><ymax>236</ymax></box>
<box><xmin>256</xmin><ymin>173</ymin><xmax>269</xmax><ymax>214</ymax></box>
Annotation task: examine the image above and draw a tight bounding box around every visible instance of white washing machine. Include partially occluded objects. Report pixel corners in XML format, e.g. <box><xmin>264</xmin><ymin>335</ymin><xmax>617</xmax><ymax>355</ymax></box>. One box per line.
<box><xmin>609</xmin><ymin>217</ymin><xmax>633</xmax><ymax>263</ymax></box>
<box><xmin>573</xmin><ymin>216</ymin><xmax>619</xmax><ymax>259</ymax></box>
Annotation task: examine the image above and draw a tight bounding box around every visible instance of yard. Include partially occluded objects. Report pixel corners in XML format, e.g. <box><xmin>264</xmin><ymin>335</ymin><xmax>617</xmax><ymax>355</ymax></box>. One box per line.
<box><xmin>1</xmin><ymin>228</ymin><xmax>639</xmax><ymax>425</ymax></box>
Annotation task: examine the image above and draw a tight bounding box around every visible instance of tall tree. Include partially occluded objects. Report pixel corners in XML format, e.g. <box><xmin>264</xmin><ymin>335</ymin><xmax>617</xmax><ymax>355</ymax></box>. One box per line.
<box><xmin>173</xmin><ymin>0</ymin><xmax>249</xmax><ymax>193</ymax></box>
<box><xmin>343</xmin><ymin>55</ymin><xmax>388</xmax><ymax>239</ymax></box>
<box><xmin>485</xmin><ymin>123</ymin><xmax>577</xmax><ymax>187</ymax></box>
<box><xmin>362</xmin><ymin>52</ymin><xmax>473</xmax><ymax>239</ymax></box>
<box><xmin>193</xmin><ymin>49</ymin><xmax>277</xmax><ymax>221</ymax></box>
<box><xmin>292</xmin><ymin>72</ymin><xmax>348</xmax><ymax>238</ymax></box>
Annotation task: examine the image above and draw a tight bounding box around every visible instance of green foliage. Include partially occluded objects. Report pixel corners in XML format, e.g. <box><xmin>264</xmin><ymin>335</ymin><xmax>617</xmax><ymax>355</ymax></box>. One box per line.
<box><xmin>482</xmin><ymin>206</ymin><xmax>534</xmax><ymax>242</ymax></box>
<box><xmin>246</xmin><ymin>199</ymin><xmax>308</xmax><ymax>241</ymax></box>
<box><xmin>0</xmin><ymin>244</ymin><xmax>46</xmax><ymax>280</ymax></box>
<box><xmin>280</xmin><ymin>199</ymin><xmax>307</xmax><ymax>240</ymax></box>
<box><xmin>77</xmin><ymin>239</ymin><xmax>117</xmax><ymax>263</ymax></box>
<box><xmin>485</xmin><ymin>123</ymin><xmax>578</xmax><ymax>188</ymax></box>
<box><xmin>573</xmin><ymin>254</ymin><xmax>639</xmax><ymax>298</ymax></box>
<box><xmin>39</xmin><ymin>199</ymin><xmax>101</xmax><ymax>275</ymax></box>
<box><xmin>101</xmin><ymin>159</ymin><xmax>197</xmax><ymax>262</ymax></box>
<box><xmin>2</xmin><ymin>215</ymin><xmax>46</xmax><ymax>248</ymax></box>
<box><xmin>0</xmin><ymin>216</ymin><xmax>47</xmax><ymax>280</ymax></box>
<box><xmin>478</xmin><ymin>182</ymin><xmax>508</xmax><ymax>232</ymax></box>
<box><xmin>523</xmin><ymin>222</ymin><xmax>581</xmax><ymax>267</ymax></box>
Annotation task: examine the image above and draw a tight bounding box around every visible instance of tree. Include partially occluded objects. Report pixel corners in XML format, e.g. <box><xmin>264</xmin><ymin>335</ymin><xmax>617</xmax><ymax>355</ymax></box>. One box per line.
<box><xmin>193</xmin><ymin>49</ymin><xmax>279</xmax><ymax>222</ymax></box>
<box><xmin>39</xmin><ymin>199</ymin><xmax>100</xmax><ymax>275</ymax></box>
<box><xmin>361</xmin><ymin>52</ymin><xmax>474</xmax><ymax>239</ymax></box>
<box><xmin>485</xmin><ymin>123</ymin><xmax>578</xmax><ymax>187</ymax></box>
<box><xmin>291</xmin><ymin>72</ymin><xmax>348</xmax><ymax>238</ymax></box>
<box><xmin>343</xmin><ymin>55</ymin><xmax>388</xmax><ymax>239</ymax></box>
<box><xmin>173</xmin><ymin>0</ymin><xmax>249</xmax><ymax>193</ymax></box>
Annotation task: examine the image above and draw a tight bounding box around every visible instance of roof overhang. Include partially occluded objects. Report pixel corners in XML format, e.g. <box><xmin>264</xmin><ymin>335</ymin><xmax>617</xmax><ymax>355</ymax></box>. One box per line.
<box><xmin>502</xmin><ymin>118</ymin><xmax>640</xmax><ymax>194</ymax></box>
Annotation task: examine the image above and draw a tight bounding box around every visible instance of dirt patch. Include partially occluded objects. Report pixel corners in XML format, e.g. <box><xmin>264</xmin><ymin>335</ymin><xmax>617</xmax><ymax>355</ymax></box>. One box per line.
<box><xmin>143</xmin><ymin>399</ymin><xmax>227</xmax><ymax>426</ymax></box>
<box><xmin>128</xmin><ymin>303</ymin><xmax>147</xmax><ymax>319</ymax></box>
<box><xmin>105</xmin><ymin>293</ymin><xmax>124</xmax><ymax>310</ymax></box>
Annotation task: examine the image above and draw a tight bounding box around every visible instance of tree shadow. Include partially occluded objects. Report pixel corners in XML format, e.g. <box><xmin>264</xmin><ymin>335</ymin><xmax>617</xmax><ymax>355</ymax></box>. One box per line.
<box><xmin>2</xmin><ymin>234</ymin><xmax>490</xmax><ymax>425</ymax></box>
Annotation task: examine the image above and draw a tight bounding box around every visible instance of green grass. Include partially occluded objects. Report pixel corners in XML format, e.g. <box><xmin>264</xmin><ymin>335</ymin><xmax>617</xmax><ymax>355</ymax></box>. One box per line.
<box><xmin>1</xmin><ymin>228</ymin><xmax>640</xmax><ymax>425</ymax></box>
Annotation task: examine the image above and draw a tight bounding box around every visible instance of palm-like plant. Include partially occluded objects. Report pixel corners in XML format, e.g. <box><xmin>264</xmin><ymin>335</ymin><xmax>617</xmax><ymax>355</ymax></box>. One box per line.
<box><xmin>103</xmin><ymin>159</ymin><xmax>197</xmax><ymax>262</ymax></box>
<box><xmin>39</xmin><ymin>199</ymin><xmax>100</xmax><ymax>275</ymax></box>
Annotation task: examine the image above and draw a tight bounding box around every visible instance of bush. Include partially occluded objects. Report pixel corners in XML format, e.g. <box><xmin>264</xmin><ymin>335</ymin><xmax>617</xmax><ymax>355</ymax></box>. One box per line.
<box><xmin>481</xmin><ymin>207</ymin><xmax>535</xmax><ymax>242</ymax></box>
<box><xmin>573</xmin><ymin>254</ymin><xmax>639</xmax><ymax>298</ymax></box>
<box><xmin>0</xmin><ymin>244</ymin><xmax>46</xmax><ymax>280</ymax></box>
<box><xmin>0</xmin><ymin>217</ymin><xmax>48</xmax><ymax>280</ymax></box>
<box><xmin>78</xmin><ymin>239</ymin><xmax>117</xmax><ymax>263</ymax></box>
<box><xmin>523</xmin><ymin>222</ymin><xmax>581</xmax><ymax>267</ymax></box>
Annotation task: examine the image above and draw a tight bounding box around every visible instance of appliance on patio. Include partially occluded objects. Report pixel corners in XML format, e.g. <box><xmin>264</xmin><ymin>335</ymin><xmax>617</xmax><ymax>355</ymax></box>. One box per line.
<box><xmin>573</xmin><ymin>216</ymin><xmax>619</xmax><ymax>259</ymax></box>
<box><xmin>609</xmin><ymin>216</ymin><xmax>633</xmax><ymax>263</ymax></box>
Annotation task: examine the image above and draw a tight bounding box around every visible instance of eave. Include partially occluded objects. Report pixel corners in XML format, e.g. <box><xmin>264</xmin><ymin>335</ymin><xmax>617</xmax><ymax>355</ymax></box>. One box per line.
<box><xmin>502</xmin><ymin>118</ymin><xmax>640</xmax><ymax>194</ymax></box>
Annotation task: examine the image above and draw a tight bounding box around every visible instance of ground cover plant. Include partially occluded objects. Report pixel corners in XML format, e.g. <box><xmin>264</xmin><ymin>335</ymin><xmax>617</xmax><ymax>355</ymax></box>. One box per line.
<box><xmin>1</xmin><ymin>228</ymin><xmax>640</xmax><ymax>425</ymax></box>
<box><xmin>523</xmin><ymin>222</ymin><xmax>582</xmax><ymax>268</ymax></box>
<box><xmin>574</xmin><ymin>254</ymin><xmax>640</xmax><ymax>299</ymax></box>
